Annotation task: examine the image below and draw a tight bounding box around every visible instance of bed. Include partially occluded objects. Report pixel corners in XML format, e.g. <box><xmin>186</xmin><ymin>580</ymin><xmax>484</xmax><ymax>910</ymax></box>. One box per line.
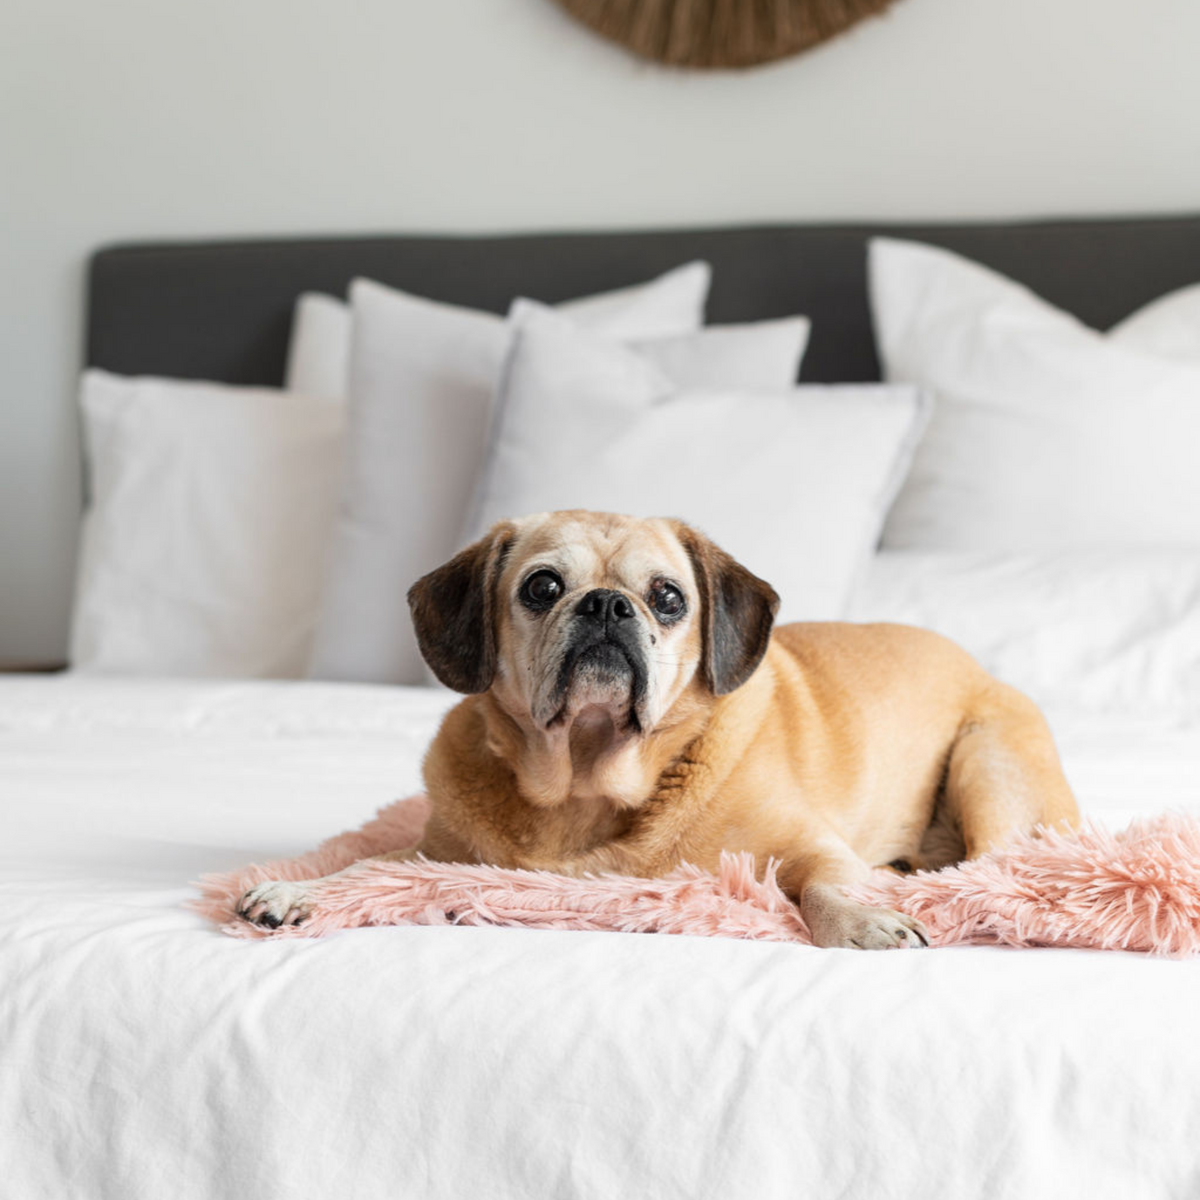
<box><xmin>5</xmin><ymin>216</ymin><xmax>1200</xmax><ymax>1198</ymax></box>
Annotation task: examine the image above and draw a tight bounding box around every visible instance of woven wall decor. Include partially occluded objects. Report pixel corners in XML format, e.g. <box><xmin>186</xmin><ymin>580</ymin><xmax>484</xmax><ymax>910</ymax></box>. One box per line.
<box><xmin>552</xmin><ymin>0</ymin><xmax>901</xmax><ymax>69</ymax></box>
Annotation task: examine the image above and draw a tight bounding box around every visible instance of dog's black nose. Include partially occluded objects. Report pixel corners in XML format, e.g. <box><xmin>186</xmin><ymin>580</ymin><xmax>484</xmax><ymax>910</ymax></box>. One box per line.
<box><xmin>576</xmin><ymin>588</ymin><xmax>635</xmax><ymax>624</ymax></box>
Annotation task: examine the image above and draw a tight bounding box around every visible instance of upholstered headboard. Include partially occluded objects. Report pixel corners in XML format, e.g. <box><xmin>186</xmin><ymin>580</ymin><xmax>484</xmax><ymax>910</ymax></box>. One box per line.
<box><xmin>87</xmin><ymin>214</ymin><xmax>1200</xmax><ymax>385</ymax></box>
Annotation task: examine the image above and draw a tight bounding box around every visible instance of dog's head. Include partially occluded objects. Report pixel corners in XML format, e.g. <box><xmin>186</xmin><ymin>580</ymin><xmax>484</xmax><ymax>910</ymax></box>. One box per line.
<box><xmin>408</xmin><ymin>511</ymin><xmax>779</xmax><ymax>735</ymax></box>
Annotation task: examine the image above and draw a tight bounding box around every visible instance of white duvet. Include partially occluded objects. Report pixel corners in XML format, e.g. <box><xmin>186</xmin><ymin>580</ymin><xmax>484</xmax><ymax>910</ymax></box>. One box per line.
<box><xmin>2</xmin><ymin>674</ymin><xmax>1200</xmax><ymax>1199</ymax></box>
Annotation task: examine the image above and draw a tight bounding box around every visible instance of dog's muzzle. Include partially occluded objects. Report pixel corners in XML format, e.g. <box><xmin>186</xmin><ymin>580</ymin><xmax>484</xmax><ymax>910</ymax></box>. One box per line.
<box><xmin>548</xmin><ymin>588</ymin><xmax>650</xmax><ymax>728</ymax></box>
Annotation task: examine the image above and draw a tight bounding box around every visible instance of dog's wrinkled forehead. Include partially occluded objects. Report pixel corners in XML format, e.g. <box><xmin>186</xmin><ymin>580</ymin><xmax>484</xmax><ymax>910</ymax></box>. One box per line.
<box><xmin>502</xmin><ymin>512</ymin><xmax>697</xmax><ymax>595</ymax></box>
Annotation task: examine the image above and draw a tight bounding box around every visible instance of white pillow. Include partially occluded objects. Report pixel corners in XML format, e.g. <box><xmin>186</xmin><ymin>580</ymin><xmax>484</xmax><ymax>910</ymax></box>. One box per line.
<box><xmin>511</xmin><ymin>298</ymin><xmax>809</xmax><ymax>389</ymax></box>
<box><xmin>848</xmin><ymin>550</ymin><xmax>1200</xmax><ymax>716</ymax></box>
<box><xmin>70</xmin><ymin>370</ymin><xmax>342</xmax><ymax>679</ymax></box>
<box><xmin>626</xmin><ymin>317</ymin><xmax>809</xmax><ymax>389</ymax></box>
<box><xmin>468</xmin><ymin>306</ymin><xmax>929</xmax><ymax>623</ymax></box>
<box><xmin>284</xmin><ymin>292</ymin><xmax>351</xmax><ymax>400</ymax></box>
<box><xmin>307</xmin><ymin>262</ymin><xmax>716</xmax><ymax>686</ymax></box>
<box><xmin>871</xmin><ymin>238</ymin><xmax>1200</xmax><ymax>553</ymax></box>
<box><xmin>280</xmin><ymin>263</ymin><xmax>750</xmax><ymax>403</ymax></box>
<box><xmin>1109</xmin><ymin>284</ymin><xmax>1200</xmax><ymax>361</ymax></box>
<box><xmin>546</xmin><ymin>263</ymin><xmax>711</xmax><ymax>338</ymax></box>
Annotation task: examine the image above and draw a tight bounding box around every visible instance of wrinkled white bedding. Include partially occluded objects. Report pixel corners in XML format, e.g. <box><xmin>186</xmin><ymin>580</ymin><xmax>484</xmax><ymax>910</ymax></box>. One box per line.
<box><xmin>3</xmin><ymin>675</ymin><xmax>1200</xmax><ymax>1200</ymax></box>
<box><xmin>849</xmin><ymin>549</ymin><xmax>1200</xmax><ymax>717</ymax></box>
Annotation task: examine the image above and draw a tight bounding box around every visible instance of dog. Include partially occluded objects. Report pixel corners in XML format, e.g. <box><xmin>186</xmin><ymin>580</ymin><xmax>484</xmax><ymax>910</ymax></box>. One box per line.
<box><xmin>239</xmin><ymin>511</ymin><xmax>1080</xmax><ymax>948</ymax></box>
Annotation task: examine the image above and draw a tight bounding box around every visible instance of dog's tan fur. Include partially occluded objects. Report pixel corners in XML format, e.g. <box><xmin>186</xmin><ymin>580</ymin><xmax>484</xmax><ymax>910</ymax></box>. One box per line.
<box><xmin>240</xmin><ymin>511</ymin><xmax>1079</xmax><ymax>948</ymax></box>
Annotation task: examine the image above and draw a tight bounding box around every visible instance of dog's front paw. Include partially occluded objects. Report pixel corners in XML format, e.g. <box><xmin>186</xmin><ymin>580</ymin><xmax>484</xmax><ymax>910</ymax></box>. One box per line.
<box><xmin>237</xmin><ymin>880</ymin><xmax>313</xmax><ymax>928</ymax></box>
<box><xmin>805</xmin><ymin>897</ymin><xmax>929</xmax><ymax>950</ymax></box>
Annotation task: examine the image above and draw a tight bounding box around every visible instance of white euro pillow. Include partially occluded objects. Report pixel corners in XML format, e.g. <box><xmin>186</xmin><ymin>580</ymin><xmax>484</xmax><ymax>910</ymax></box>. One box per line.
<box><xmin>70</xmin><ymin>370</ymin><xmax>343</xmax><ymax>679</ymax></box>
<box><xmin>1109</xmin><ymin>283</ymin><xmax>1200</xmax><ymax>361</ymax></box>
<box><xmin>281</xmin><ymin>259</ymin><xmax>725</xmax><ymax>402</ymax></box>
<box><xmin>284</xmin><ymin>292</ymin><xmax>351</xmax><ymax>400</ymax></box>
<box><xmin>509</xmin><ymin>297</ymin><xmax>809</xmax><ymax>390</ymax></box>
<box><xmin>307</xmin><ymin>263</ymin><xmax>720</xmax><ymax>686</ymax></box>
<box><xmin>468</xmin><ymin>305</ymin><xmax>929</xmax><ymax>623</ymax></box>
<box><xmin>547</xmin><ymin>262</ymin><xmax>712</xmax><ymax>338</ymax></box>
<box><xmin>626</xmin><ymin>317</ymin><xmax>809</xmax><ymax>389</ymax></box>
<box><xmin>870</xmin><ymin>238</ymin><xmax>1200</xmax><ymax>553</ymax></box>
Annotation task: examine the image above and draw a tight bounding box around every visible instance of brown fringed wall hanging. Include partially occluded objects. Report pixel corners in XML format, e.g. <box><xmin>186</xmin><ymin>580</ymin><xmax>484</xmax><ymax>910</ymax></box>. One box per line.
<box><xmin>552</xmin><ymin>0</ymin><xmax>901</xmax><ymax>69</ymax></box>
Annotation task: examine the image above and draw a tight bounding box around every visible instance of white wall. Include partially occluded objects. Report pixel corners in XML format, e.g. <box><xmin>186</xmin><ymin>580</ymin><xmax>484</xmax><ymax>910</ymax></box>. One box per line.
<box><xmin>3</xmin><ymin>0</ymin><xmax>1199</xmax><ymax>663</ymax></box>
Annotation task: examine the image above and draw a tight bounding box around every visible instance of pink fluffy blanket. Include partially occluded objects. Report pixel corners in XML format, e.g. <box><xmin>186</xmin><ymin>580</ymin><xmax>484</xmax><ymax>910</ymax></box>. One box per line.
<box><xmin>191</xmin><ymin>796</ymin><xmax>1200</xmax><ymax>956</ymax></box>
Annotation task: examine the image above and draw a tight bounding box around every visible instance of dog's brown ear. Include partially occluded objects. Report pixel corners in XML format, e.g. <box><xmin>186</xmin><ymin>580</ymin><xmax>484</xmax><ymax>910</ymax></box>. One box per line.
<box><xmin>407</xmin><ymin>523</ymin><xmax>517</xmax><ymax>694</ymax></box>
<box><xmin>673</xmin><ymin>522</ymin><xmax>780</xmax><ymax>696</ymax></box>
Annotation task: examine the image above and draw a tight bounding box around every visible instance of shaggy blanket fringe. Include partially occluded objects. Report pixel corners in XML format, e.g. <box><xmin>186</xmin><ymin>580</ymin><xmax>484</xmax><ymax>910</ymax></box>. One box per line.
<box><xmin>191</xmin><ymin>796</ymin><xmax>1200</xmax><ymax>956</ymax></box>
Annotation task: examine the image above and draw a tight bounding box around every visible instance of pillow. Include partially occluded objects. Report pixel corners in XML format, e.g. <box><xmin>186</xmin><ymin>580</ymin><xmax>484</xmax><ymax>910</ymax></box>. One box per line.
<box><xmin>543</xmin><ymin>263</ymin><xmax>712</xmax><ymax>338</ymax></box>
<box><xmin>625</xmin><ymin>316</ymin><xmax>809</xmax><ymax>389</ymax></box>
<box><xmin>468</xmin><ymin>306</ymin><xmax>929</xmax><ymax>623</ymax></box>
<box><xmin>512</xmin><ymin>298</ymin><xmax>809</xmax><ymax>390</ymax></box>
<box><xmin>870</xmin><ymin>238</ymin><xmax>1200</xmax><ymax>553</ymax></box>
<box><xmin>70</xmin><ymin>370</ymin><xmax>342</xmax><ymax>679</ymax></box>
<box><xmin>284</xmin><ymin>292</ymin><xmax>351</xmax><ymax>400</ymax></box>
<box><xmin>282</xmin><ymin>261</ymin><xmax>749</xmax><ymax>403</ymax></box>
<box><xmin>848</xmin><ymin>551</ymin><xmax>1200</xmax><ymax>716</ymax></box>
<box><xmin>1109</xmin><ymin>284</ymin><xmax>1200</xmax><ymax>361</ymax></box>
<box><xmin>308</xmin><ymin>262</ymin><xmax>718</xmax><ymax>686</ymax></box>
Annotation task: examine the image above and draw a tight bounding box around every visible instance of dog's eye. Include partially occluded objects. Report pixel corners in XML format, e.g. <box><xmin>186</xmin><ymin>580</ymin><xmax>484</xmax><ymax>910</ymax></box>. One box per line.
<box><xmin>649</xmin><ymin>581</ymin><xmax>685</xmax><ymax>621</ymax></box>
<box><xmin>520</xmin><ymin>570</ymin><xmax>565</xmax><ymax>611</ymax></box>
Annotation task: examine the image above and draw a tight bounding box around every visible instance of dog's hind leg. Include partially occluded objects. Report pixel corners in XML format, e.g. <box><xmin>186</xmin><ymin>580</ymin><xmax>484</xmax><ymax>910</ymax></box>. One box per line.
<box><xmin>944</xmin><ymin>683</ymin><xmax>1080</xmax><ymax>860</ymax></box>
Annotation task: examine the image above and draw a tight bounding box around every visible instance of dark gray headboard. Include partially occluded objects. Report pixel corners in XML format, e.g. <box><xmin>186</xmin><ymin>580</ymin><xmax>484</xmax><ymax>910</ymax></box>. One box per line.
<box><xmin>88</xmin><ymin>214</ymin><xmax>1200</xmax><ymax>385</ymax></box>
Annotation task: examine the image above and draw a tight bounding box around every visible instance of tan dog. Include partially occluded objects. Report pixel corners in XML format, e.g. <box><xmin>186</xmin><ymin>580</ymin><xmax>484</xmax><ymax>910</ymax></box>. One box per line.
<box><xmin>239</xmin><ymin>511</ymin><xmax>1079</xmax><ymax>948</ymax></box>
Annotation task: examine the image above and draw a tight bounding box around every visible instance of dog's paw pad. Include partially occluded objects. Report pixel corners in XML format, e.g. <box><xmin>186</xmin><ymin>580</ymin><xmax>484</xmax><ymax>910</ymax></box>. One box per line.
<box><xmin>236</xmin><ymin>880</ymin><xmax>313</xmax><ymax>928</ymax></box>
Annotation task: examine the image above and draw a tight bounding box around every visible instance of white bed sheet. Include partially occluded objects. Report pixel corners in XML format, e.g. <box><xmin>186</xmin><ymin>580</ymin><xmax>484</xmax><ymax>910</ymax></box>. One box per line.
<box><xmin>3</xmin><ymin>675</ymin><xmax>1199</xmax><ymax>1200</ymax></box>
